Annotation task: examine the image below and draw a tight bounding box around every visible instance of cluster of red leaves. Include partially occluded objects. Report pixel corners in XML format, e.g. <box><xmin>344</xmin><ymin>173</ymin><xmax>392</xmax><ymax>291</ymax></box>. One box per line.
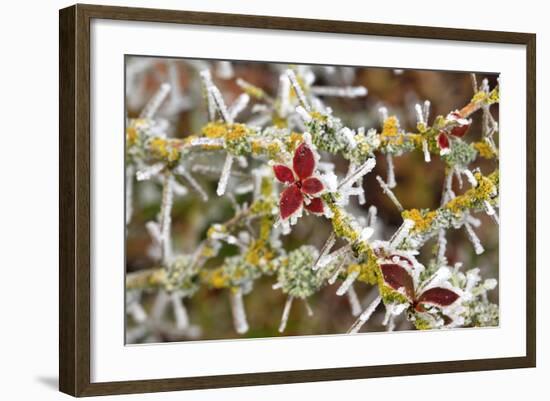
<box><xmin>273</xmin><ymin>143</ymin><xmax>325</xmax><ymax>220</ymax></box>
<box><xmin>379</xmin><ymin>257</ymin><xmax>459</xmax><ymax>314</ymax></box>
<box><xmin>437</xmin><ymin>111</ymin><xmax>471</xmax><ymax>153</ymax></box>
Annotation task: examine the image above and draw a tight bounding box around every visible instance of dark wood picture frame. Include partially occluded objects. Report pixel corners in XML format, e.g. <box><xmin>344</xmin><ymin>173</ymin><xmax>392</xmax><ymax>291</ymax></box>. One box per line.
<box><xmin>59</xmin><ymin>3</ymin><xmax>536</xmax><ymax>397</ymax></box>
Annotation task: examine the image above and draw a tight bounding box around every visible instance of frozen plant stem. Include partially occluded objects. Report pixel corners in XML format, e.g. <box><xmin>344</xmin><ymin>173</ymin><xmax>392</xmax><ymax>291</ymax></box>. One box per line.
<box><xmin>278</xmin><ymin>296</ymin><xmax>294</xmax><ymax>333</ymax></box>
<box><xmin>348</xmin><ymin>295</ymin><xmax>382</xmax><ymax>334</ymax></box>
<box><xmin>286</xmin><ymin>69</ymin><xmax>311</xmax><ymax>111</ymax></box>
<box><xmin>347</xmin><ymin>285</ymin><xmax>362</xmax><ymax>317</ymax></box>
<box><xmin>464</xmin><ymin>222</ymin><xmax>484</xmax><ymax>255</ymax></box>
<box><xmin>367</xmin><ymin>205</ymin><xmax>378</xmax><ymax>228</ymax></box>
<box><xmin>230</xmin><ymin>288</ymin><xmax>249</xmax><ymax>334</ymax></box>
<box><xmin>140</xmin><ymin>83</ymin><xmax>171</xmax><ymax>119</ymax></box>
<box><xmin>125</xmin><ymin>165</ymin><xmax>134</xmax><ymax>224</ymax></box>
<box><xmin>312</xmin><ymin>232</ymin><xmax>336</xmax><ymax>271</ymax></box>
<box><xmin>376</xmin><ymin>175</ymin><xmax>403</xmax><ymax>211</ymax></box>
<box><xmin>160</xmin><ymin>171</ymin><xmax>174</xmax><ymax>265</ymax></box>
<box><xmin>171</xmin><ymin>292</ymin><xmax>190</xmax><ymax>330</ymax></box>
<box><xmin>336</xmin><ymin>270</ymin><xmax>360</xmax><ymax>296</ymax></box>
<box><xmin>389</xmin><ymin>219</ymin><xmax>415</xmax><ymax>249</ymax></box>
<box><xmin>217</xmin><ymin>154</ymin><xmax>234</xmax><ymax>196</ymax></box>
<box><xmin>386</xmin><ymin>154</ymin><xmax>396</xmax><ymax>188</ymax></box>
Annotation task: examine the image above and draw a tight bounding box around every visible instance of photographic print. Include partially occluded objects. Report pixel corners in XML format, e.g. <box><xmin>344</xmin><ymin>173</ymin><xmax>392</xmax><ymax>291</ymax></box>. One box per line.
<box><xmin>124</xmin><ymin>57</ymin><xmax>500</xmax><ymax>344</ymax></box>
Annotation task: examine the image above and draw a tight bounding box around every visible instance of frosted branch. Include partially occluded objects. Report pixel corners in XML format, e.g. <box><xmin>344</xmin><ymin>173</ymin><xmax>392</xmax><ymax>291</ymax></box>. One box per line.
<box><xmin>348</xmin><ymin>295</ymin><xmax>382</xmax><ymax>334</ymax></box>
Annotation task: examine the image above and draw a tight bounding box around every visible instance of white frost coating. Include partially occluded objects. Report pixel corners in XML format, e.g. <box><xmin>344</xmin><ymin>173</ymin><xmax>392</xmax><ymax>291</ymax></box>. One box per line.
<box><xmin>216</xmin><ymin>154</ymin><xmax>234</xmax><ymax>196</ymax></box>
<box><xmin>484</xmin><ymin>201</ymin><xmax>500</xmax><ymax>224</ymax></box>
<box><xmin>376</xmin><ymin>175</ymin><xmax>403</xmax><ymax>211</ymax></box>
<box><xmin>304</xmin><ymin>300</ymin><xmax>314</xmax><ymax>317</ymax></box>
<box><xmin>348</xmin><ymin>295</ymin><xmax>382</xmax><ymax>334</ymax></box>
<box><xmin>312</xmin><ymin>232</ymin><xmax>336</xmax><ymax>271</ymax></box>
<box><xmin>422</xmin><ymin>139</ymin><xmax>431</xmax><ymax>162</ymax></box>
<box><xmin>467</xmin><ymin>215</ymin><xmax>482</xmax><ymax>228</ymax></box>
<box><xmin>386</xmin><ymin>153</ymin><xmax>396</xmax><ymax>188</ymax></box>
<box><xmin>483</xmin><ymin>278</ymin><xmax>498</xmax><ymax>291</ymax></box>
<box><xmin>336</xmin><ymin>270</ymin><xmax>359</xmax><ymax>296</ymax></box>
<box><xmin>278</xmin><ymin>74</ymin><xmax>291</xmax><ymax>117</ymax></box>
<box><xmin>465</xmin><ymin>268</ymin><xmax>481</xmax><ymax>292</ymax></box>
<box><xmin>463</xmin><ymin>169</ymin><xmax>478</xmax><ymax>187</ymax></box>
<box><xmin>125</xmin><ymin>165</ymin><xmax>134</xmax><ymax>224</ymax></box>
<box><xmin>339</xmin><ymin>158</ymin><xmax>376</xmax><ymax>189</ymax></box>
<box><xmin>319</xmin><ymin>244</ymin><xmax>352</xmax><ymax>270</ymax></box>
<box><xmin>210</xmin><ymin>86</ymin><xmax>233</xmax><ymax>123</ymax></box>
<box><xmin>368</xmin><ymin>205</ymin><xmax>378</xmax><ymax>228</ymax></box>
<box><xmin>436</xmin><ymin>229</ymin><xmax>447</xmax><ymax>265</ymax></box>
<box><xmin>145</xmin><ymin>221</ymin><xmax>162</xmax><ymax>246</ymax></box>
<box><xmin>187</xmin><ymin>137</ymin><xmax>224</xmax><ymax>148</ymax></box>
<box><xmin>347</xmin><ymin>285</ymin><xmax>362</xmax><ymax>317</ymax></box>
<box><xmin>423</xmin><ymin>100</ymin><xmax>431</xmax><ymax>123</ymax></box>
<box><xmin>160</xmin><ymin>172</ymin><xmax>174</xmax><ymax>264</ymax></box>
<box><xmin>419</xmin><ymin>267</ymin><xmax>452</xmax><ymax>294</ymax></box>
<box><xmin>311</xmin><ymin>85</ymin><xmax>367</xmax><ymax>98</ymax></box>
<box><xmin>176</xmin><ymin>168</ymin><xmax>208</xmax><ymax>202</ymax></box>
<box><xmin>359</xmin><ymin>227</ymin><xmax>374</xmax><ymax>242</ymax></box>
<box><xmin>339</xmin><ymin>127</ymin><xmax>357</xmax><ymax>149</ymax></box>
<box><xmin>278</xmin><ymin>296</ymin><xmax>294</xmax><ymax>333</ymax></box>
<box><xmin>229</xmin><ymin>93</ymin><xmax>250</xmax><ymax>121</ymax></box>
<box><xmin>328</xmin><ymin>259</ymin><xmax>346</xmax><ymax>285</ymax></box>
<box><xmin>216</xmin><ymin>61</ymin><xmax>234</xmax><ymax>80</ymax></box>
<box><xmin>295</xmin><ymin>105</ymin><xmax>312</xmax><ymax>122</ymax></box>
<box><xmin>378</xmin><ymin>106</ymin><xmax>388</xmax><ymax>122</ymax></box>
<box><xmin>464</xmin><ymin>222</ymin><xmax>485</xmax><ymax>255</ymax></box>
<box><xmin>415</xmin><ymin>103</ymin><xmax>425</xmax><ymax>124</ymax></box>
<box><xmin>389</xmin><ymin>219</ymin><xmax>414</xmax><ymax>249</ymax></box>
<box><xmin>152</xmin><ymin>290</ymin><xmax>170</xmax><ymax>322</ymax></box>
<box><xmin>136</xmin><ymin>163</ymin><xmax>164</xmax><ymax>181</ymax></box>
<box><xmin>199</xmin><ymin>70</ymin><xmax>217</xmax><ymax>121</ymax></box>
<box><xmin>128</xmin><ymin>301</ymin><xmax>147</xmax><ymax>323</ymax></box>
<box><xmin>230</xmin><ymin>288</ymin><xmax>249</xmax><ymax>334</ymax></box>
<box><xmin>139</xmin><ymin>82</ymin><xmax>171</xmax><ymax>119</ymax></box>
<box><xmin>170</xmin><ymin>292</ymin><xmax>190</xmax><ymax>329</ymax></box>
<box><xmin>286</xmin><ymin>69</ymin><xmax>311</xmax><ymax>111</ymax></box>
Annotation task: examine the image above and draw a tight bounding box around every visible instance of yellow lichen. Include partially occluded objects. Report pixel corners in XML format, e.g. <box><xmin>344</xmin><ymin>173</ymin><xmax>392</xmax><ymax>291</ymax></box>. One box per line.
<box><xmin>267</xmin><ymin>142</ymin><xmax>281</xmax><ymax>158</ymax></box>
<box><xmin>402</xmin><ymin>209</ymin><xmax>437</xmax><ymax>233</ymax></box>
<box><xmin>202</xmin><ymin>121</ymin><xmax>228</xmax><ymax>138</ymax></box>
<box><xmin>327</xmin><ymin>202</ymin><xmax>359</xmax><ymax>242</ymax></box>
<box><xmin>310</xmin><ymin>111</ymin><xmax>327</xmax><ymax>121</ymax></box>
<box><xmin>126</xmin><ymin>126</ymin><xmax>138</xmax><ymax>146</ymax></box>
<box><xmin>286</xmin><ymin>132</ymin><xmax>303</xmax><ymax>152</ymax></box>
<box><xmin>251</xmin><ymin>140</ymin><xmax>263</xmax><ymax>155</ymax></box>
<box><xmin>381</xmin><ymin>116</ymin><xmax>399</xmax><ymax>137</ymax></box>
<box><xmin>148</xmin><ymin>137</ymin><xmax>180</xmax><ymax>163</ymax></box>
<box><xmin>445</xmin><ymin>170</ymin><xmax>498</xmax><ymax>215</ymax></box>
<box><xmin>348</xmin><ymin>262</ymin><xmax>378</xmax><ymax>286</ymax></box>
<box><xmin>473</xmin><ymin>141</ymin><xmax>496</xmax><ymax>159</ymax></box>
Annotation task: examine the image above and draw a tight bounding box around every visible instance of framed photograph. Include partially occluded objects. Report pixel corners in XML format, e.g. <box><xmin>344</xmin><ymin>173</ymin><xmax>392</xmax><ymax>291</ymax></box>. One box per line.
<box><xmin>59</xmin><ymin>4</ymin><xmax>536</xmax><ymax>397</ymax></box>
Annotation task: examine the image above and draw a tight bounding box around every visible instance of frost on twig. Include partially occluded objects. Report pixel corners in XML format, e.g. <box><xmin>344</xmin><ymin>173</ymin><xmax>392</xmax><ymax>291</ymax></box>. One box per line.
<box><xmin>348</xmin><ymin>295</ymin><xmax>382</xmax><ymax>334</ymax></box>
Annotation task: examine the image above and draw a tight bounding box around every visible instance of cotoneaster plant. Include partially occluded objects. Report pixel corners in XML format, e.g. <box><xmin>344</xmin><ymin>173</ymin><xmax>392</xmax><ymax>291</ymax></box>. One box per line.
<box><xmin>125</xmin><ymin>62</ymin><xmax>499</xmax><ymax>341</ymax></box>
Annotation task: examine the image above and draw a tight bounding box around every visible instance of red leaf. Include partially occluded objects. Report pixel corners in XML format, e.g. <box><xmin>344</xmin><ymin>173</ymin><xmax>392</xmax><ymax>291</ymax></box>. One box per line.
<box><xmin>417</xmin><ymin>287</ymin><xmax>459</xmax><ymax>307</ymax></box>
<box><xmin>450</xmin><ymin>124</ymin><xmax>470</xmax><ymax>138</ymax></box>
<box><xmin>279</xmin><ymin>184</ymin><xmax>303</xmax><ymax>219</ymax></box>
<box><xmin>293</xmin><ymin>142</ymin><xmax>316</xmax><ymax>180</ymax></box>
<box><xmin>301</xmin><ymin>177</ymin><xmax>324</xmax><ymax>195</ymax></box>
<box><xmin>304</xmin><ymin>197</ymin><xmax>324</xmax><ymax>214</ymax></box>
<box><xmin>448</xmin><ymin>112</ymin><xmax>471</xmax><ymax>138</ymax></box>
<box><xmin>273</xmin><ymin>164</ymin><xmax>295</xmax><ymax>183</ymax></box>
<box><xmin>380</xmin><ymin>263</ymin><xmax>415</xmax><ymax>300</ymax></box>
<box><xmin>437</xmin><ymin>132</ymin><xmax>450</xmax><ymax>150</ymax></box>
